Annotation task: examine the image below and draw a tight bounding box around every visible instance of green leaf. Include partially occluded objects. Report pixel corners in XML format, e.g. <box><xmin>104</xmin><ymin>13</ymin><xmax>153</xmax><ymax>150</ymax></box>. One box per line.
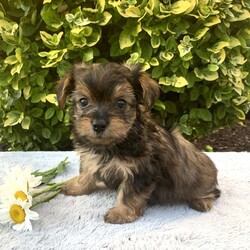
<box><xmin>125</xmin><ymin>7</ymin><xmax>141</xmax><ymax>17</ymax></box>
<box><xmin>119</xmin><ymin>30</ymin><xmax>136</xmax><ymax>49</ymax></box>
<box><xmin>39</xmin><ymin>49</ymin><xmax>67</xmax><ymax>68</ymax></box>
<box><xmin>170</xmin><ymin>1</ymin><xmax>191</xmax><ymax>14</ymax></box>
<box><xmin>37</xmin><ymin>74</ymin><xmax>45</xmax><ymax>87</ymax></box>
<box><xmin>51</xmin><ymin>116</ymin><xmax>58</xmax><ymax>126</ymax></box>
<box><xmin>40</xmin><ymin>31</ymin><xmax>63</xmax><ymax>47</ymax></box>
<box><xmin>190</xmin><ymin>88</ymin><xmax>199</xmax><ymax>101</ymax></box>
<box><xmin>179</xmin><ymin>114</ymin><xmax>189</xmax><ymax>124</ymax></box>
<box><xmin>41</xmin><ymin>4</ymin><xmax>63</xmax><ymax>30</ymax></box>
<box><xmin>159</xmin><ymin>76</ymin><xmax>172</xmax><ymax>86</ymax></box>
<box><xmin>179</xmin><ymin>123</ymin><xmax>192</xmax><ymax>136</ymax></box>
<box><xmin>197</xmin><ymin>109</ymin><xmax>212</xmax><ymax>122</ymax></box>
<box><xmin>31</xmin><ymin>108</ymin><xmax>43</xmax><ymax>118</ymax></box>
<box><xmin>31</xmin><ymin>9</ymin><xmax>37</xmax><ymax>25</ymax></box>
<box><xmin>132</xmin><ymin>23</ymin><xmax>142</xmax><ymax>37</ymax></box>
<box><xmin>42</xmin><ymin>128</ymin><xmax>51</xmax><ymax>139</ymax></box>
<box><xmin>4</xmin><ymin>111</ymin><xmax>24</xmax><ymax>127</ymax></box>
<box><xmin>140</xmin><ymin>41</ymin><xmax>153</xmax><ymax>60</ymax></box>
<box><xmin>174</xmin><ymin>76</ymin><xmax>189</xmax><ymax>88</ymax></box>
<box><xmin>4</xmin><ymin>55</ymin><xmax>18</xmax><ymax>65</ymax></box>
<box><xmin>233</xmin><ymin>97</ymin><xmax>248</xmax><ymax>106</ymax></box>
<box><xmin>208</xmin><ymin>41</ymin><xmax>229</xmax><ymax>53</ymax></box>
<box><xmin>56</xmin><ymin>109</ymin><xmax>64</xmax><ymax>122</ymax></box>
<box><xmin>149</xmin><ymin>57</ymin><xmax>159</xmax><ymax>66</ymax></box>
<box><xmin>178</xmin><ymin>43</ymin><xmax>192</xmax><ymax>57</ymax></box>
<box><xmin>45</xmin><ymin>107</ymin><xmax>55</xmax><ymax>120</ymax></box>
<box><xmin>152</xmin><ymin>66</ymin><xmax>163</xmax><ymax>79</ymax></box>
<box><xmin>202</xmin><ymin>69</ymin><xmax>219</xmax><ymax>81</ymax></box>
<box><xmin>15</xmin><ymin>48</ymin><xmax>22</xmax><ymax>63</ymax></box>
<box><xmin>98</xmin><ymin>11</ymin><xmax>112</xmax><ymax>26</ymax></box>
<box><xmin>207</xmin><ymin>64</ymin><xmax>219</xmax><ymax>72</ymax></box>
<box><xmin>204</xmin><ymin>16</ymin><xmax>221</xmax><ymax>27</ymax></box>
<box><xmin>229</xmin><ymin>36</ymin><xmax>241</xmax><ymax>48</ymax></box>
<box><xmin>21</xmin><ymin>116</ymin><xmax>31</xmax><ymax>130</ymax></box>
<box><xmin>31</xmin><ymin>92</ymin><xmax>46</xmax><ymax>103</ymax></box>
<box><xmin>151</xmin><ymin>36</ymin><xmax>161</xmax><ymax>49</ymax></box>
<box><xmin>230</xmin><ymin>9</ymin><xmax>250</xmax><ymax>22</ymax></box>
<box><xmin>216</xmin><ymin>106</ymin><xmax>226</xmax><ymax>120</ymax></box>
<box><xmin>97</xmin><ymin>0</ymin><xmax>105</xmax><ymax>13</ymax></box>
<box><xmin>11</xmin><ymin>63</ymin><xmax>23</xmax><ymax>75</ymax></box>
<box><xmin>82</xmin><ymin>48</ymin><xmax>94</xmax><ymax>62</ymax></box>
<box><xmin>233</xmin><ymin>107</ymin><xmax>245</xmax><ymax>120</ymax></box>
<box><xmin>195</xmin><ymin>49</ymin><xmax>210</xmax><ymax>62</ymax></box>
<box><xmin>193</xmin><ymin>27</ymin><xmax>209</xmax><ymax>40</ymax></box>
<box><xmin>153</xmin><ymin>100</ymin><xmax>165</xmax><ymax>112</ymax></box>
<box><xmin>46</xmin><ymin>94</ymin><xmax>57</xmax><ymax>104</ymax></box>
<box><xmin>165</xmin><ymin>101</ymin><xmax>177</xmax><ymax>114</ymax></box>
<box><xmin>159</xmin><ymin>75</ymin><xmax>188</xmax><ymax>88</ymax></box>
<box><xmin>210</xmin><ymin>49</ymin><xmax>226</xmax><ymax>64</ymax></box>
<box><xmin>50</xmin><ymin>129</ymin><xmax>62</xmax><ymax>144</ymax></box>
<box><xmin>189</xmin><ymin>108</ymin><xmax>197</xmax><ymax>120</ymax></box>
<box><xmin>159</xmin><ymin>51</ymin><xmax>174</xmax><ymax>61</ymax></box>
<box><xmin>2</xmin><ymin>34</ymin><xmax>18</xmax><ymax>45</ymax></box>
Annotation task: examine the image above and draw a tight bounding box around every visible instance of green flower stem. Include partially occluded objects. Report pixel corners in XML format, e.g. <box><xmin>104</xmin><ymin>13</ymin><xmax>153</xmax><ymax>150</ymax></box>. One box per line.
<box><xmin>32</xmin><ymin>181</ymin><xmax>66</xmax><ymax>198</ymax></box>
<box><xmin>32</xmin><ymin>157</ymin><xmax>68</xmax><ymax>185</ymax></box>
<box><xmin>31</xmin><ymin>190</ymin><xmax>62</xmax><ymax>209</ymax></box>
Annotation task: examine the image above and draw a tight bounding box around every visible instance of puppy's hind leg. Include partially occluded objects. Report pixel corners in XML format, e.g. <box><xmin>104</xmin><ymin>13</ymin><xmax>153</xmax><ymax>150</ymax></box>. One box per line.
<box><xmin>188</xmin><ymin>188</ymin><xmax>221</xmax><ymax>212</ymax></box>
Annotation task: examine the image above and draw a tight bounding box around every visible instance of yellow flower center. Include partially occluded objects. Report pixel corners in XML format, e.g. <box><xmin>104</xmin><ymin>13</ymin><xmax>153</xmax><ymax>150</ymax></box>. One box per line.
<box><xmin>9</xmin><ymin>204</ymin><xmax>26</xmax><ymax>224</ymax></box>
<box><xmin>15</xmin><ymin>191</ymin><xmax>28</xmax><ymax>201</ymax></box>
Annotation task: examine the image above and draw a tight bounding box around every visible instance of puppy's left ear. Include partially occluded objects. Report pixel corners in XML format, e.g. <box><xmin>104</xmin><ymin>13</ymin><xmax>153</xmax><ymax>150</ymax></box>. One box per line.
<box><xmin>138</xmin><ymin>72</ymin><xmax>160</xmax><ymax>109</ymax></box>
<box><xmin>56</xmin><ymin>71</ymin><xmax>74</xmax><ymax>110</ymax></box>
<box><xmin>126</xmin><ymin>64</ymin><xmax>160</xmax><ymax>110</ymax></box>
<box><xmin>56</xmin><ymin>63</ymin><xmax>90</xmax><ymax>109</ymax></box>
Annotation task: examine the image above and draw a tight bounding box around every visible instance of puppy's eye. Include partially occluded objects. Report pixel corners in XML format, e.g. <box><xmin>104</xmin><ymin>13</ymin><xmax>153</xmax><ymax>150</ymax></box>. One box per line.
<box><xmin>117</xmin><ymin>99</ymin><xmax>126</xmax><ymax>109</ymax></box>
<box><xmin>79</xmin><ymin>97</ymin><xmax>89</xmax><ymax>108</ymax></box>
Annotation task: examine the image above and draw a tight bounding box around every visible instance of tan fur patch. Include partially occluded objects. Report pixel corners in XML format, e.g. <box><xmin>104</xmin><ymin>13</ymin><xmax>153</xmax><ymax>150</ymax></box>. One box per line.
<box><xmin>75</xmin><ymin>116</ymin><xmax>136</xmax><ymax>145</ymax></box>
<box><xmin>63</xmin><ymin>150</ymin><xmax>105</xmax><ymax>196</ymax></box>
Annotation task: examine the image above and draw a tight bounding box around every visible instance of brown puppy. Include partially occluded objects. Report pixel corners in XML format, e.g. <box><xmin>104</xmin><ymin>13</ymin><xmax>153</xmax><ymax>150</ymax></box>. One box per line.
<box><xmin>56</xmin><ymin>62</ymin><xmax>220</xmax><ymax>224</ymax></box>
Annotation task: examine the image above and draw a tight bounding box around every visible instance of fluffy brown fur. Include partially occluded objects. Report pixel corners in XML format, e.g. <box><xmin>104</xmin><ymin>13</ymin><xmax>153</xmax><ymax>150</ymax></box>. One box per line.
<box><xmin>56</xmin><ymin>62</ymin><xmax>220</xmax><ymax>224</ymax></box>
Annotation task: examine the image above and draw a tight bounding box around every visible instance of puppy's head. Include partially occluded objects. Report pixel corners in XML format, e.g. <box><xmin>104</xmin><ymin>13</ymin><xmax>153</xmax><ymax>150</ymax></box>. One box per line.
<box><xmin>56</xmin><ymin>62</ymin><xmax>159</xmax><ymax>145</ymax></box>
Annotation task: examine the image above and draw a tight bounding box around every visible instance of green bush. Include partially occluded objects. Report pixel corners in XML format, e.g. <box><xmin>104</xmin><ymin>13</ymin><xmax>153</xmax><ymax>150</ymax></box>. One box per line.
<box><xmin>0</xmin><ymin>0</ymin><xmax>249</xmax><ymax>150</ymax></box>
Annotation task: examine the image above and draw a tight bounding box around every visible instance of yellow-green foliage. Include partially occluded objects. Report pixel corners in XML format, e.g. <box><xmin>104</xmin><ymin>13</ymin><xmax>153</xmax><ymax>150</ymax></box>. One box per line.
<box><xmin>0</xmin><ymin>0</ymin><xmax>249</xmax><ymax>150</ymax></box>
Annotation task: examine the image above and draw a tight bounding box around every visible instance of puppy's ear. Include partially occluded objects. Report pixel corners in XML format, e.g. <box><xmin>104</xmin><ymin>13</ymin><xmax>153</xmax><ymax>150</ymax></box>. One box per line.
<box><xmin>56</xmin><ymin>63</ymin><xmax>89</xmax><ymax>109</ymax></box>
<box><xmin>56</xmin><ymin>71</ymin><xmax>74</xmax><ymax>109</ymax></box>
<box><xmin>138</xmin><ymin>72</ymin><xmax>160</xmax><ymax>109</ymax></box>
<box><xmin>125</xmin><ymin>64</ymin><xmax>160</xmax><ymax>110</ymax></box>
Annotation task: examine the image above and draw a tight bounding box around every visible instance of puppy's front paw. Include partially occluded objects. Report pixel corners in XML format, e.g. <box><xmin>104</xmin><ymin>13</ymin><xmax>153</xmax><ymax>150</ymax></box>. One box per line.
<box><xmin>62</xmin><ymin>178</ymin><xmax>81</xmax><ymax>196</ymax></box>
<box><xmin>62</xmin><ymin>177</ymin><xmax>91</xmax><ymax>196</ymax></box>
<box><xmin>104</xmin><ymin>206</ymin><xmax>139</xmax><ymax>224</ymax></box>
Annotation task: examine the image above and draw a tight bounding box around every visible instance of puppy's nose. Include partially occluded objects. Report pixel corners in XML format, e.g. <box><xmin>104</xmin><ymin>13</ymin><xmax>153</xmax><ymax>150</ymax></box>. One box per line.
<box><xmin>92</xmin><ymin>119</ymin><xmax>107</xmax><ymax>134</ymax></box>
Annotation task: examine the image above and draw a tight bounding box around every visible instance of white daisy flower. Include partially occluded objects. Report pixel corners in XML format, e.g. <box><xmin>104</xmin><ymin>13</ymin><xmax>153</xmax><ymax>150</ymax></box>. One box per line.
<box><xmin>0</xmin><ymin>198</ymin><xmax>39</xmax><ymax>231</ymax></box>
<box><xmin>21</xmin><ymin>167</ymin><xmax>42</xmax><ymax>190</ymax></box>
<box><xmin>1</xmin><ymin>166</ymin><xmax>42</xmax><ymax>192</ymax></box>
<box><xmin>0</xmin><ymin>178</ymin><xmax>32</xmax><ymax>203</ymax></box>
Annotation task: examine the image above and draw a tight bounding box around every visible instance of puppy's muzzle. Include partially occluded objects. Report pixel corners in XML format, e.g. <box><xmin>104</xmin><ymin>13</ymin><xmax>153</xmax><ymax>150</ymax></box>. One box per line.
<box><xmin>92</xmin><ymin>118</ymin><xmax>107</xmax><ymax>134</ymax></box>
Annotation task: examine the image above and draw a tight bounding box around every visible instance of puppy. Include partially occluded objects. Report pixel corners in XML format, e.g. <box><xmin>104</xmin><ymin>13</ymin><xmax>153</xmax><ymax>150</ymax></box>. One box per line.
<box><xmin>56</xmin><ymin>62</ymin><xmax>220</xmax><ymax>224</ymax></box>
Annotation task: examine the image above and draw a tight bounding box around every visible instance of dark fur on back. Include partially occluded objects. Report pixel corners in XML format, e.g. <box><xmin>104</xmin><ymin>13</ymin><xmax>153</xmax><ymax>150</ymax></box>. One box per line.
<box><xmin>56</xmin><ymin>62</ymin><xmax>220</xmax><ymax>224</ymax></box>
